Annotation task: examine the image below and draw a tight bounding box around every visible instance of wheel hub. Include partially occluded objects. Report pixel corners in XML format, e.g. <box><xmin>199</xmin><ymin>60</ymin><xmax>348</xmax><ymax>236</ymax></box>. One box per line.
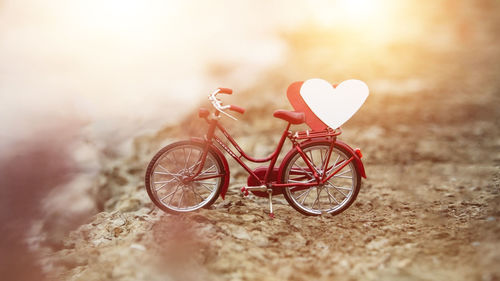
<box><xmin>180</xmin><ymin>175</ymin><xmax>191</xmax><ymax>184</ymax></box>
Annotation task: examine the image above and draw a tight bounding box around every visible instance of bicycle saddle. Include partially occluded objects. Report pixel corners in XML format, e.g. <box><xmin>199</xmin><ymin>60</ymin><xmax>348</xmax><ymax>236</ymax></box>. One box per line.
<box><xmin>273</xmin><ymin>110</ymin><xmax>305</xmax><ymax>124</ymax></box>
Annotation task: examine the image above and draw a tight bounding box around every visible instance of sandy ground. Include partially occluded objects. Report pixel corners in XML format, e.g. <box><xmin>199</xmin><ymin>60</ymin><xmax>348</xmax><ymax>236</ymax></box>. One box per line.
<box><xmin>11</xmin><ymin>6</ymin><xmax>497</xmax><ymax>278</ymax></box>
<box><xmin>38</xmin><ymin>45</ymin><xmax>500</xmax><ymax>281</ymax></box>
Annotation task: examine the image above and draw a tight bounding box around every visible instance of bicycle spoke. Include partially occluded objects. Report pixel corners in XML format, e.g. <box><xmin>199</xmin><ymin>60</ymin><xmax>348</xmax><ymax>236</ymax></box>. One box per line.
<box><xmin>329</xmin><ymin>155</ymin><xmax>340</xmax><ymax>171</ymax></box>
<box><xmin>325</xmin><ymin>161</ymin><xmax>348</xmax><ymax>176</ymax></box>
<box><xmin>178</xmin><ymin>191</ymin><xmax>184</xmax><ymax>208</ymax></box>
<box><xmin>334</xmin><ymin>175</ymin><xmax>353</xmax><ymax>179</ymax></box>
<box><xmin>201</xmin><ymin>169</ymin><xmax>218</xmax><ymax>175</ymax></box>
<box><xmin>294</xmin><ymin>188</ymin><xmax>310</xmax><ymax>200</ymax></box>
<box><xmin>154</xmin><ymin>178</ymin><xmax>177</xmax><ymax>184</ymax></box>
<box><xmin>290</xmin><ymin>168</ymin><xmax>312</xmax><ymax>176</ymax></box>
<box><xmin>307</xmin><ymin>150</ymin><xmax>323</xmax><ymax>174</ymax></box>
<box><xmin>155</xmin><ymin>179</ymin><xmax>177</xmax><ymax>191</ymax></box>
<box><xmin>190</xmin><ymin>185</ymin><xmax>206</xmax><ymax>202</ymax></box>
<box><xmin>293</xmin><ymin>164</ymin><xmax>313</xmax><ymax>179</ymax></box>
<box><xmin>330</xmin><ymin>170</ymin><xmax>352</xmax><ymax>178</ymax></box>
<box><xmin>196</xmin><ymin>171</ymin><xmax>217</xmax><ymax>178</ymax></box>
<box><xmin>168</xmin><ymin>184</ymin><xmax>182</xmax><ymax>205</ymax></box>
<box><xmin>321</xmin><ymin>148</ymin><xmax>330</xmax><ymax>173</ymax></box>
<box><xmin>327</xmin><ymin>180</ymin><xmax>352</xmax><ymax>191</ymax></box>
<box><xmin>197</xmin><ymin>181</ymin><xmax>214</xmax><ymax>192</ymax></box>
<box><xmin>182</xmin><ymin>148</ymin><xmax>186</xmax><ymax>168</ymax></box>
<box><xmin>154</xmin><ymin>171</ymin><xmax>176</xmax><ymax>176</ymax></box>
<box><xmin>174</xmin><ymin>150</ymin><xmax>181</xmax><ymax>166</ymax></box>
<box><xmin>327</xmin><ymin>182</ymin><xmax>349</xmax><ymax>197</ymax></box>
<box><xmin>194</xmin><ymin>180</ymin><xmax>216</xmax><ymax>185</ymax></box>
<box><xmin>308</xmin><ymin>150</ymin><xmax>315</xmax><ymax>166</ymax></box>
<box><xmin>155</xmin><ymin>183</ymin><xmax>167</xmax><ymax>191</ymax></box>
<box><xmin>187</xmin><ymin>158</ymin><xmax>202</xmax><ymax>173</ymax></box>
<box><xmin>194</xmin><ymin>173</ymin><xmax>224</xmax><ymax>181</ymax></box>
<box><xmin>167</xmin><ymin>152</ymin><xmax>177</xmax><ymax>167</ymax></box>
<box><xmin>186</xmin><ymin>149</ymin><xmax>193</xmax><ymax>168</ymax></box>
<box><xmin>331</xmin><ymin>159</ymin><xmax>346</xmax><ymax>170</ymax></box>
<box><xmin>326</xmin><ymin>187</ymin><xmax>333</xmax><ymax>205</ymax></box>
<box><xmin>188</xmin><ymin>150</ymin><xmax>194</xmax><ymax>165</ymax></box>
<box><xmin>196</xmin><ymin>164</ymin><xmax>216</xmax><ymax>177</ymax></box>
<box><xmin>326</xmin><ymin>187</ymin><xmax>340</xmax><ymax>204</ymax></box>
<box><xmin>158</xmin><ymin>164</ymin><xmax>174</xmax><ymax>174</ymax></box>
<box><xmin>312</xmin><ymin>188</ymin><xmax>321</xmax><ymax>209</ymax></box>
<box><xmin>332</xmin><ymin>185</ymin><xmax>353</xmax><ymax>191</ymax></box>
<box><xmin>160</xmin><ymin>183</ymin><xmax>181</xmax><ymax>202</ymax></box>
<box><xmin>300</xmin><ymin>188</ymin><xmax>313</xmax><ymax>205</ymax></box>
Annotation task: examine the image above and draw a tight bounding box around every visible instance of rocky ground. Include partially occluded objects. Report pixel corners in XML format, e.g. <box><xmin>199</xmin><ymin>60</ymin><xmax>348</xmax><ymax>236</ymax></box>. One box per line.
<box><xmin>14</xmin><ymin>6</ymin><xmax>499</xmax><ymax>279</ymax></box>
<box><xmin>32</xmin><ymin>43</ymin><xmax>500</xmax><ymax>281</ymax></box>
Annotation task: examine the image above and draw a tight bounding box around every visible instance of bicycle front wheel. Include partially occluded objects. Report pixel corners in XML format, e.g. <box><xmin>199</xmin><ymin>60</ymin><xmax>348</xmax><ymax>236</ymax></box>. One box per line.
<box><xmin>281</xmin><ymin>141</ymin><xmax>361</xmax><ymax>216</ymax></box>
<box><xmin>145</xmin><ymin>141</ymin><xmax>226</xmax><ymax>214</ymax></box>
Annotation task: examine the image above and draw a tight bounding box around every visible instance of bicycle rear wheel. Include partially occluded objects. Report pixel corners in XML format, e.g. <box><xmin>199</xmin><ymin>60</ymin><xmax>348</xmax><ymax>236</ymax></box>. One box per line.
<box><xmin>145</xmin><ymin>141</ymin><xmax>226</xmax><ymax>214</ymax></box>
<box><xmin>281</xmin><ymin>141</ymin><xmax>361</xmax><ymax>216</ymax></box>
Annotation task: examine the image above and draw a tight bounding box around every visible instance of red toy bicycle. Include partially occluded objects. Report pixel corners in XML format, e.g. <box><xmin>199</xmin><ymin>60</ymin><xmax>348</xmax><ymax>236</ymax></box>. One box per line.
<box><xmin>145</xmin><ymin>81</ymin><xmax>367</xmax><ymax>217</ymax></box>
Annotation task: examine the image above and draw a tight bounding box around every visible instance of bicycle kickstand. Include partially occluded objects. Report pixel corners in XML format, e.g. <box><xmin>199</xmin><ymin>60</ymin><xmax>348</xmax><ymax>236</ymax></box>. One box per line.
<box><xmin>267</xmin><ymin>189</ymin><xmax>274</xmax><ymax>219</ymax></box>
<box><xmin>240</xmin><ymin>186</ymin><xmax>275</xmax><ymax>219</ymax></box>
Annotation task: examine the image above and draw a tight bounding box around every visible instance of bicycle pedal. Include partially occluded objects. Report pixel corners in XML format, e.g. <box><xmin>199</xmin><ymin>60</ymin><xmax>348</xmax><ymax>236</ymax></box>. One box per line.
<box><xmin>240</xmin><ymin>187</ymin><xmax>249</xmax><ymax>196</ymax></box>
<box><xmin>241</xmin><ymin>186</ymin><xmax>266</xmax><ymax>196</ymax></box>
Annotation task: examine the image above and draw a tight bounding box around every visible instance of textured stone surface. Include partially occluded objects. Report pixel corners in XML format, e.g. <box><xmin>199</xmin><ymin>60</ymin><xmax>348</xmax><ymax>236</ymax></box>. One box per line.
<box><xmin>25</xmin><ymin>13</ymin><xmax>500</xmax><ymax>280</ymax></box>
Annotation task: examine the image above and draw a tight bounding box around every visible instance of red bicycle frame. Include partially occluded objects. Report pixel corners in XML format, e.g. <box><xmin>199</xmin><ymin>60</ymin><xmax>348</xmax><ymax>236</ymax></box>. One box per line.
<box><xmin>191</xmin><ymin>110</ymin><xmax>353</xmax><ymax>190</ymax></box>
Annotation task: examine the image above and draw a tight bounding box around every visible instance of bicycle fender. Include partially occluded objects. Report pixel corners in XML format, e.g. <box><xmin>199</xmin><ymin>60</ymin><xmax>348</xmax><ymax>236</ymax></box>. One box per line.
<box><xmin>278</xmin><ymin>139</ymin><xmax>366</xmax><ymax>180</ymax></box>
<box><xmin>190</xmin><ymin>137</ymin><xmax>231</xmax><ymax>199</ymax></box>
<box><xmin>334</xmin><ymin>140</ymin><xmax>366</xmax><ymax>179</ymax></box>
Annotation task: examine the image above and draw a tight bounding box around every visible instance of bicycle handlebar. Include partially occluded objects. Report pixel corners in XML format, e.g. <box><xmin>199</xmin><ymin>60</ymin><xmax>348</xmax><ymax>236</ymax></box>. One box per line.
<box><xmin>217</xmin><ymin>87</ymin><xmax>233</xmax><ymax>95</ymax></box>
<box><xmin>229</xmin><ymin>105</ymin><xmax>245</xmax><ymax>114</ymax></box>
<box><xmin>208</xmin><ymin>88</ymin><xmax>245</xmax><ymax>120</ymax></box>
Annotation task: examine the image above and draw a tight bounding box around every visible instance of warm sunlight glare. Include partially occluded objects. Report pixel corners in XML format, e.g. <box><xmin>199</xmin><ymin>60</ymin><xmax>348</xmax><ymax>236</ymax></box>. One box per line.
<box><xmin>70</xmin><ymin>0</ymin><xmax>175</xmax><ymax>35</ymax></box>
<box><xmin>312</xmin><ymin>0</ymin><xmax>400</xmax><ymax>43</ymax></box>
<box><xmin>338</xmin><ymin>0</ymin><xmax>379</xmax><ymax>23</ymax></box>
<box><xmin>333</xmin><ymin>0</ymin><xmax>390</xmax><ymax>26</ymax></box>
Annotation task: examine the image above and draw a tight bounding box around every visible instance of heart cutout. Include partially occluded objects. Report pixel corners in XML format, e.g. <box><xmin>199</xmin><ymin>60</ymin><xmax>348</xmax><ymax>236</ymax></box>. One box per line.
<box><xmin>286</xmin><ymin>81</ymin><xmax>328</xmax><ymax>130</ymax></box>
<box><xmin>287</xmin><ymin>78</ymin><xmax>369</xmax><ymax>130</ymax></box>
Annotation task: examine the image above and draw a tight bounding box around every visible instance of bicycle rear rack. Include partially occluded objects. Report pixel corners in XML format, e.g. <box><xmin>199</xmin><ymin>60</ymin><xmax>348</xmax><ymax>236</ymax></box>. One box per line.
<box><xmin>292</xmin><ymin>127</ymin><xmax>342</xmax><ymax>140</ymax></box>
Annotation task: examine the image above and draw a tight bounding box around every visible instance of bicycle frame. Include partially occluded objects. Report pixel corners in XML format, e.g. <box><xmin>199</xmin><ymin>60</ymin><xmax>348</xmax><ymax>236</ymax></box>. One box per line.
<box><xmin>191</xmin><ymin>110</ymin><xmax>355</xmax><ymax>190</ymax></box>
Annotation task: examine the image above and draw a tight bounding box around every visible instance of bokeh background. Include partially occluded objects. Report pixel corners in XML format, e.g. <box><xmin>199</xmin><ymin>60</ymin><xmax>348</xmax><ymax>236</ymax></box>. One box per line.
<box><xmin>1</xmin><ymin>0</ymin><xmax>499</xmax><ymax>280</ymax></box>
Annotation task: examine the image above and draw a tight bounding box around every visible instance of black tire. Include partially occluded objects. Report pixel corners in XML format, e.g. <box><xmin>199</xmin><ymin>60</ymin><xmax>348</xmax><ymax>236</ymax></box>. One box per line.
<box><xmin>281</xmin><ymin>141</ymin><xmax>361</xmax><ymax>216</ymax></box>
<box><xmin>145</xmin><ymin>140</ymin><xmax>226</xmax><ymax>214</ymax></box>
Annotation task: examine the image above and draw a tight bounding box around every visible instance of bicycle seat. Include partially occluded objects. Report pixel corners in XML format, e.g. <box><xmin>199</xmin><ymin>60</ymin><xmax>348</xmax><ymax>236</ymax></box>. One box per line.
<box><xmin>273</xmin><ymin>110</ymin><xmax>305</xmax><ymax>124</ymax></box>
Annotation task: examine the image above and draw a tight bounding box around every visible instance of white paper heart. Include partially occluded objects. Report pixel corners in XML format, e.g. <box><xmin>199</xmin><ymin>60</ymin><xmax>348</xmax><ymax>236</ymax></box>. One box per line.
<box><xmin>300</xmin><ymin>78</ymin><xmax>369</xmax><ymax>129</ymax></box>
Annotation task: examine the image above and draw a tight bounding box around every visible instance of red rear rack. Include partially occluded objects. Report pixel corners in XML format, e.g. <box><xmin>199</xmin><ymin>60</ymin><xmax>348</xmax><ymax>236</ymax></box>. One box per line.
<box><xmin>292</xmin><ymin>127</ymin><xmax>342</xmax><ymax>140</ymax></box>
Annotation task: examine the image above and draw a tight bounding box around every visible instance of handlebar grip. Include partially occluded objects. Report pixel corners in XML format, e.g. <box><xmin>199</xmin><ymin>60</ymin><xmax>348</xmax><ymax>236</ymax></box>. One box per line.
<box><xmin>229</xmin><ymin>105</ymin><xmax>245</xmax><ymax>114</ymax></box>
<box><xmin>218</xmin><ymin>87</ymin><xmax>233</xmax><ymax>95</ymax></box>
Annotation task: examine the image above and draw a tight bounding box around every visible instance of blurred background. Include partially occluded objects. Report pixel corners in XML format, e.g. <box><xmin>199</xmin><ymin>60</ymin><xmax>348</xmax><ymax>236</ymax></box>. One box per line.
<box><xmin>1</xmin><ymin>0</ymin><xmax>498</xmax><ymax>153</ymax></box>
<box><xmin>1</xmin><ymin>0</ymin><xmax>499</xmax><ymax>280</ymax></box>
